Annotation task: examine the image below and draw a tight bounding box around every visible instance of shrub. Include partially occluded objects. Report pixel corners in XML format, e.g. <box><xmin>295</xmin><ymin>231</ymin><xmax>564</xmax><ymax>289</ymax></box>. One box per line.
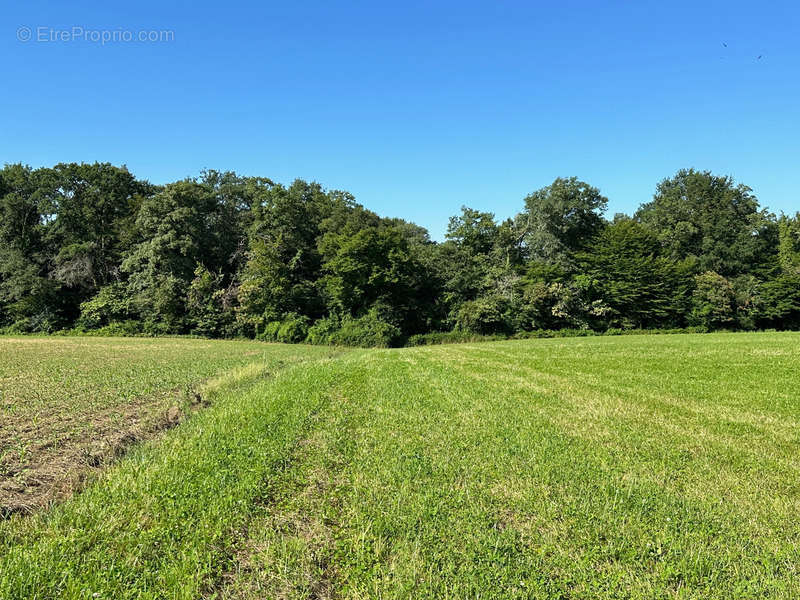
<box><xmin>306</xmin><ymin>315</ymin><xmax>341</xmax><ymax>346</ymax></box>
<box><xmin>187</xmin><ymin>266</ymin><xmax>234</xmax><ymax>338</ymax></box>
<box><xmin>410</xmin><ymin>326</ymin><xmax>715</xmax><ymax>346</ymax></box>
<box><xmin>407</xmin><ymin>331</ymin><xmax>508</xmax><ymax>346</ymax></box>
<box><xmin>258</xmin><ymin>320</ymin><xmax>282</xmax><ymax>342</ymax></box>
<box><xmin>331</xmin><ymin>316</ymin><xmax>400</xmax><ymax>348</ymax></box>
<box><xmin>453</xmin><ymin>296</ymin><xmax>508</xmax><ymax>335</ymax></box>
<box><xmin>276</xmin><ymin>313</ymin><xmax>309</xmax><ymax>343</ymax></box>
<box><xmin>321</xmin><ymin>310</ymin><xmax>402</xmax><ymax>348</ymax></box>
<box><xmin>256</xmin><ymin>314</ymin><xmax>310</xmax><ymax>344</ymax></box>
<box><xmin>23</xmin><ymin>309</ymin><xmax>62</xmax><ymax>334</ymax></box>
<box><xmin>759</xmin><ymin>274</ymin><xmax>800</xmax><ymax>330</ymax></box>
<box><xmin>141</xmin><ymin>319</ymin><xmax>174</xmax><ymax>336</ymax></box>
<box><xmin>514</xmin><ymin>329</ymin><xmax>557</xmax><ymax>339</ymax></box>
<box><xmin>0</xmin><ymin>319</ymin><xmax>33</xmax><ymax>335</ymax></box>
<box><xmin>93</xmin><ymin>320</ymin><xmax>145</xmax><ymax>337</ymax></box>
<box><xmin>78</xmin><ymin>284</ymin><xmax>136</xmax><ymax>330</ymax></box>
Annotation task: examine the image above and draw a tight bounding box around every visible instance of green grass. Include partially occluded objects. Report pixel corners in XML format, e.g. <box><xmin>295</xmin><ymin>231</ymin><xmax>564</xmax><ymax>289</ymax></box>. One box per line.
<box><xmin>2</xmin><ymin>332</ymin><xmax>800</xmax><ymax>598</ymax></box>
<box><xmin>0</xmin><ymin>336</ymin><xmax>337</xmax><ymax>511</ymax></box>
<box><xmin>0</xmin><ymin>335</ymin><xmax>324</xmax><ymax>420</ymax></box>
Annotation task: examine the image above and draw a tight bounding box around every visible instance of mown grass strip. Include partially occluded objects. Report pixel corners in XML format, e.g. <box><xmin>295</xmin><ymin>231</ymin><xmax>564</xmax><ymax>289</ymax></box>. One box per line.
<box><xmin>0</xmin><ymin>349</ymin><xmax>349</xmax><ymax>599</ymax></box>
<box><xmin>223</xmin><ymin>333</ymin><xmax>800</xmax><ymax>599</ymax></box>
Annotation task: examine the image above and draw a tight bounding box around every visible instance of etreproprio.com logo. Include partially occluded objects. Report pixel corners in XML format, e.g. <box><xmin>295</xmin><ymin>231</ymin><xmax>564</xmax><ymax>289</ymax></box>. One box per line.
<box><xmin>17</xmin><ymin>26</ymin><xmax>174</xmax><ymax>44</ymax></box>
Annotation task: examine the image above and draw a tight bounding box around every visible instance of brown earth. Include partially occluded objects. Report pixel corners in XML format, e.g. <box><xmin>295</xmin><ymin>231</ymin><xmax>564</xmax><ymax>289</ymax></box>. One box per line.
<box><xmin>0</xmin><ymin>388</ymin><xmax>205</xmax><ymax>517</ymax></box>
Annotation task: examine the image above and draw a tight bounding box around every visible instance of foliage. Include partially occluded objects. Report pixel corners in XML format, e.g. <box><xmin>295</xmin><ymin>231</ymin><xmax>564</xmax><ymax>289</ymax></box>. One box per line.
<box><xmin>759</xmin><ymin>274</ymin><xmax>800</xmax><ymax>329</ymax></box>
<box><xmin>690</xmin><ymin>271</ymin><xmax>736</xmax><ymax>328</ymax></box>
<box><xmin>518</xmin><ymin>176</ymin><xmax>608</xmax><ymax>268</ymax></box>
<box><xmin>320</xmin><ymin>224</ymin><xmax>433</xmax><ymax>334</ymax></box>
<box><xmin>1</xmin><ymin>162</ymin><xmax>798</xmax><ymax>339</ymax></box>
<box><xmin>305</xmin><ymin>314</ymin><xmax>342</xmax><ymax>346</ymax></box>
<box><xmin>778</xmin><ymin>213</ymin><xmax>800</xmax><ymax>275</ymax></box>
<box><xmin>258</xmin><ymin>313</ymin><xmax>310</xmax><ymax>343</ymax></box>
<box><xmin>406</xmin><ymin>330</ymin><xmax>509</xmax><ymax>346</ymax></box>
<box><xmin>454</xmin><ymin>295</ymin><xmax>509</xmax><ymax>334</ymax></box>
<box><xmin>445</xmin><ymin>206</ymin><xmax>499</xmax><ymax>255</ymax></box>
<box><xmin>78</xmin><ymin>282</ymin><xmax>137</xmax><ymax>329</ymax></box>
<box><xmin>309</xmin><ymin>308</ymin><xmax>402</xmax><ymax>347</ymax></box>
<box><xmin>577</xmin><ymin>220</ymin><xmax>693</xmax><ymax>329</ymax></box>
<box><xmin>731</xmin><ymin>274</ymin><xmax>764</xmax><ymax>330</ymax></box>
<box><xmin>636</xmin><ymin>169</ymin><xmax>777</xmax><ymax>277</ymax></box>
<box><xmin>187</xmin><ymin>265</ymin><xmax>233</xmax><ymax>337</ymax></box>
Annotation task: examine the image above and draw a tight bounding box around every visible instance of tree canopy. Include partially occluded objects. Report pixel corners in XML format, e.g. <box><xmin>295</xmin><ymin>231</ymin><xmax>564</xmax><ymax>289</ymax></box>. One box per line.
<box><xmin>0</xmin><ymin>162</ymin><xmax>796</xmax><ymax>343</ymax></box>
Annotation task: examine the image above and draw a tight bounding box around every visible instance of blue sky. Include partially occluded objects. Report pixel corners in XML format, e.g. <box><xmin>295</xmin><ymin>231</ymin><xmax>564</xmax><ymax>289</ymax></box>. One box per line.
<box><xmin>3</xmin><ymin>1</ymin><xmax>798</xmax><ymax>239</ymax></box>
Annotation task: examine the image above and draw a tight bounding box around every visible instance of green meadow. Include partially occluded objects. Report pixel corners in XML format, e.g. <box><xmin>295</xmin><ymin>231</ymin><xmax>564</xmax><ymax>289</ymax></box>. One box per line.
<box><xmin>2</xmin><ymin>332</ymin><xmax>800</xmax><ymax>598</ymax></box>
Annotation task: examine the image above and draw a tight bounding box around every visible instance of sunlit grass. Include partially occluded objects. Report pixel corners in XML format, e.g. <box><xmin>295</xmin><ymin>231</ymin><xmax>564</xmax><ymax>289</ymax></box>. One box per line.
<box><xmin>0</xmin><ymin>336</ymin><xmax>336</xmax><ymax>511</ymax></box>
<box><xmin>2</xmin><ymin>332</ymin><xmax>800</xmax><ymax>598</ymax></box>
<box><xmin>225</xmin><ymin>333</ymin><xmax>800</xmax><ymax>599</ymax></box>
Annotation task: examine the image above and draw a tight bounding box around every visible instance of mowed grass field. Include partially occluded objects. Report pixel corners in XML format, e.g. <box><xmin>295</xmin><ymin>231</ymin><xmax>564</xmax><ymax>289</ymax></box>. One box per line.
<box><xmin>2</xmin><ymin>332</ymin><xmax>800</xmax><ymax>598</ymax></box>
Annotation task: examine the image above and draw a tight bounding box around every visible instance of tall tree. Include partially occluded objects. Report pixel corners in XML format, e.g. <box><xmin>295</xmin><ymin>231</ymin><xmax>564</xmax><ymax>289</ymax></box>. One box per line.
<box><xmin>0</xmin><ymin>165</ymin><xmax>60</xmax><ymax>327</ymax></box>
<box><xmin>121</xmin><ymin>180</ymin><xmax>219</xmax><ymax>330</ymax></box>
<box><xmin>518</xmin><ymin>177</ymin><xmax>608</xmax><ymax>268</ymax></box>
<box><xmin>238</xmin><ymin>180</ymin><xmax>341</xmax><ymax>329</ymax></box>
<box><xmin>578</xmin><ymin>219</ymin><xmax>693</xmax><ymax>328</ymax></box>
<box><xmin>636</xmin><ymin>169</ymin><xmax>777</xmax><ymax>277</ymax></box>
<box><xmin>45</xmin><ymin>163</ymin><xmax>149</xmax><ymax>312</ymax></box>
<box><xmin>445</xmin><ymin>207</ymin><xmax>498</xmax><ymax>256</ymax></box>
<box><xmin>320</xmin><ymin>224</ymin><xmax>431</xmax><ymax>334</ymax></box>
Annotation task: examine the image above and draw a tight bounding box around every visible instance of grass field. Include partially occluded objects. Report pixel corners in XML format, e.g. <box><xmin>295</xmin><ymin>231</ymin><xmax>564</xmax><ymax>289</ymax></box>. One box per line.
<box><xmin>0</xmin><ymin>336</ymin><xmax>337</xmax><ymax>513</ymax></box>
<box><xmin>2</xmin><ymin>332</ymin><xmax>800</xmax><ymax>598</ymax></box>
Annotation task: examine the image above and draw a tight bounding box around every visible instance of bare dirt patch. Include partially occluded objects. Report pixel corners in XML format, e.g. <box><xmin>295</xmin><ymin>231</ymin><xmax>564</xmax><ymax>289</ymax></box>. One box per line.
<box><xmin>0</xmin><ymin>335</ymin><xmax>285</xmax><ymax>517</ymax></box>
<box><xmin>0</xmin><ymin>387</ymin><xmax>205</xmax><ymax>516</ymax></box>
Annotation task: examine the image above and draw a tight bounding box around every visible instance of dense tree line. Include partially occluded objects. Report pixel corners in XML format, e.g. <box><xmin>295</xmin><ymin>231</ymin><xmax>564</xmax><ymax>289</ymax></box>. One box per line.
<box><xmin>1</xmin><ymin>163</ymin><xmax>798</xmax><ymax>345</ymax></box>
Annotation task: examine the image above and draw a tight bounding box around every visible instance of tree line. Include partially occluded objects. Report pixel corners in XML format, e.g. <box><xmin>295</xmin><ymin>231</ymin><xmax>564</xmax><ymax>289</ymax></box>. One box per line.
<box><xmin>1</xmin><ymin>163</ymin><xmax>798</xmax><ymax>345</ymax></box>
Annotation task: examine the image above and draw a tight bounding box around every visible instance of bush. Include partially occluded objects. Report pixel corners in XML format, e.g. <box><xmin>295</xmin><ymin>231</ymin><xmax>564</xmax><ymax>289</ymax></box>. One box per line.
<box><xmin>55</xmin><ymin>321</ymin><xmax>146</xmax><ymax>337</ymax></box>
<box><xmin>513</xmin><ymin>329</ymin><xmax>556</xmax><ymax>339</ymax></box>
<box><xmin>332</xmin><ymin>317</ymin><xmax>400</xmax><ymax>347</ymax></box>
<box><xmin>92</xmin><ymin>320</ymin><xmax>145</xmax><ymax>337</ymax></box>
<box><xmin>187</xmin><ymin>266</ymin><xmax>234</xmax><ymax>338</ymax></box>
<box><xmin>759</xmin><ymin>274</ymin><xmax>800</xmax><ymax>330</ymax></box>
<box><xmin>514</xmin><ymin>328</ymin><xmax>597</xmax><ymax>339</ymax></box>
<box><xmin>276</xmin><ymin>313</ymin><xmax>309</xmax><ymax>343</ymax></box>
<box><xmin>258</xmin><ymin>320</ymin><xmax>282</xmax><ymax>342</ymax></box>
<box><xmin>406</xmin><ymin>331</ymin><xmax>508</xmax><ymax>346</ymax></box>
<box><xmin>407</xmin><ymin>326</ymin><xmax>715</xmax><ymax>346</ymax></box>
<box><xmin>690</xmin><ymin>272</ymin><xmax>736</xmax><ymax>329</ymax></box>
<box><xmin>309</xmin><ymin>310</ymin><xmax>402</xmax><ymax>348</ymax></box>
<box><xmin>256</xmin><ymin>314</ymin><xmax>310</xmax><ymax>343</ymax></box>
<box><xmin>0</xmin><ymin>319</ymin><xmax>33</xmax><ymax>335</ymax></box>
<box><xmin>78</xmin><ymin>284</ymin><xmax>136</xmax><ymax>330</ymax></box>
<box><xmin>0</xmin><ymin>310</ymin><xmax>65</xmax><ymax>334</ymax></box>
<box><xmin>141</xmin><ymin>318</ymin><xmax>175</xmax><ymax>336</ymax></box>
<box><xmin>604</xmin><ymin>326</ymin><xmax>708</xmax><ymax>336</ymax></box>
<box><xmin>305</xmin><ymin>315</ymin><xmax>341</xmax><ymax>346</ymax></box>
<box><xmin>453</xmin><ymin>296</ymin><xmax>509</xmax><ymax>335</ymax></box>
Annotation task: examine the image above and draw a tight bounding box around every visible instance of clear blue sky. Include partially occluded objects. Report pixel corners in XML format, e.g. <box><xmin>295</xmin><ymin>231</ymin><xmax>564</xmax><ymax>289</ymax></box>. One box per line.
<box><xmin>3</xmin><ymin>0</ymin><xmax>798</xmax><ymax>239</ymax></box>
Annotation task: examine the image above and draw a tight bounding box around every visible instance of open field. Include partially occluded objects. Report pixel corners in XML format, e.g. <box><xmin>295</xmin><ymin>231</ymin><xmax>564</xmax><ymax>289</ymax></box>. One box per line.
<box><xmin>0</xmin><ymin>336</ymin><xmax>338</xmax><ymax>514</ymax></box>
<box><xmin>2</xmin><ymin>332</ymin><xmax>800</xmax><ymax>598</ymax></box>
